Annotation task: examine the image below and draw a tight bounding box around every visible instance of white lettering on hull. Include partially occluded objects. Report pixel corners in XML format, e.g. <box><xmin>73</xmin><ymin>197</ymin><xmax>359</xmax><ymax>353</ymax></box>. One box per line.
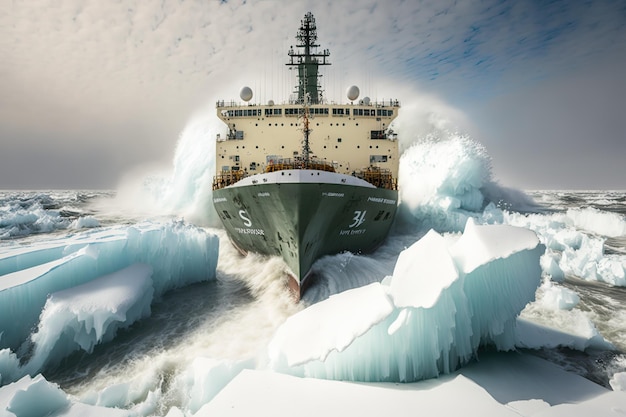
<box><xmin>234</xmin><ymin>227</ymin><xmax>265</xmax><ymax>235</ymax></box>
<box><xmin>367</xmin><ymin>196</ymin><xmax>396</xmax><ymax>205</ymax></box>
<box><xmin>339</xmin><ymin>229</ymin><xmax>367</xmax><ymax>236</ymax></box>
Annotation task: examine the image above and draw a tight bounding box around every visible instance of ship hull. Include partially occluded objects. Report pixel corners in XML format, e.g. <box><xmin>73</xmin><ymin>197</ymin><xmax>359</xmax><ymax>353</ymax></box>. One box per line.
<box><xmin>213</xmin><ymin>175</ymin><xmax>397</xmax><ymax>291</ymax></box>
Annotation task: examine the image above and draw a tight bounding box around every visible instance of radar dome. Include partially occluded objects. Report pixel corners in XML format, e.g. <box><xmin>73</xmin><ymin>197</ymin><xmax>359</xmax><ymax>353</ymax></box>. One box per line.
<box><xmin>346</xmin><ymin>85</ymin><xmax>360</xmax><ymax>101</ymax></box>
<box><xmin>363</xmin><ymin>96</ymin><xmax>370</xmax><ymax>105</ymax></box>
<box><xmin>240</xmin><ymin>86</ymin><xmax>253</xmax><ymax>102</ymax></box>
<box><xmin>268</xmin><ymin>100</ymin><xmax>275</xmax><ymax>106</ymax></box>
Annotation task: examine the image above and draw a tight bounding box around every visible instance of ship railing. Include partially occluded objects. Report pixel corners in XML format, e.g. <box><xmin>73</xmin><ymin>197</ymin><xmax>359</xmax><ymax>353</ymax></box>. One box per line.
<box><xmin>264</xmin><ymin>158</ymin><xmax>336</xmax><ymax>173</ymax></box>
<box><xmin>213</xmin><ymin>170</ymin><xmax>247</xmax><ymax>190</ymax></box>
<box><xmin>354</xmin><ymin>166</ymin><xmax>397</xmax><ymax>190</ymax></box>
<box><xmin>216</xmin><ymin>99</ymin><xmax>400</xmax><ymax>109</ymax></box>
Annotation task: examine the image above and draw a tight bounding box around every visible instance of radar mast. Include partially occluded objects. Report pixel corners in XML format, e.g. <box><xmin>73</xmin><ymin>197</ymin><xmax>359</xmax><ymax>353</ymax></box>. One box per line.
<box><xmin>286</xmin><ymin>12</ymin><xmax>330</xmax><ymax>104</ymax></box>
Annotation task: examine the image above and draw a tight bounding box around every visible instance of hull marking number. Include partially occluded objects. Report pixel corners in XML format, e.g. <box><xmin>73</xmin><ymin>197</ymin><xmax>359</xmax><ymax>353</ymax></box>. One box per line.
<box><xmin>349</xmin><ymin>210</ymin><xmax>366</xmax><ymax>228</ymax></box>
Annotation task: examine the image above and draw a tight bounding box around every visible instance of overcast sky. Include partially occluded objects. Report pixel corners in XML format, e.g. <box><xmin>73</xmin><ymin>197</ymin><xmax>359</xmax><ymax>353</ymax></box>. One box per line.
<box><xmin>1</xmin><ymin>0</ymin><xmax>625</xmax><ymax>190</ymax></box>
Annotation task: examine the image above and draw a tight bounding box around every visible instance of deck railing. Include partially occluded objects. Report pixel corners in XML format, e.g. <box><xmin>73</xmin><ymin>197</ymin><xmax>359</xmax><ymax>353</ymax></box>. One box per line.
<box><xmin>212</xmin><ymin>164</ymin><xmax>397</xmax><ymax>191</ymax></box>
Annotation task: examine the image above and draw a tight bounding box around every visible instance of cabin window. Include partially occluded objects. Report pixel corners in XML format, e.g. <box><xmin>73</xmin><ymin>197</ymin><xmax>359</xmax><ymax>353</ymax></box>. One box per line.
<box><xmin>249</xmin><ymin>162</ymin><xmax>257</xmax><ymax>170</ymax></box>
<box><xmin>370</xmin><ymin>155</ymin><xmax>388</xmax><ymax>163</ymax></box>
<box><xmin>337</xmin><ymin>138</ymin><xmax>342</xmax><ymax>142</ymax></box>
<box><xmin>370</xmin><ymin>130</ymin><xmax>386</xmax><ymax>140</ymax></box>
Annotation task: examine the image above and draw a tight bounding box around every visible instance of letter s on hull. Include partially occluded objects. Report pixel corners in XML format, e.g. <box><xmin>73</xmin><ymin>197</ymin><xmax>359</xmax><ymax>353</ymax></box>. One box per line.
<box><xmin>239</xmin><ymin>210</ymin><xmax>252</xmax><ymax>227</ymax></box>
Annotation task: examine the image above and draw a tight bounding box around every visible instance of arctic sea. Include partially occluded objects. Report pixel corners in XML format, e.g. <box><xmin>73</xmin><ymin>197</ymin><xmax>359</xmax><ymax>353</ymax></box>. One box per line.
<box><xmin>1</xmin><ymin>120</ymin><xmax>626</xmax><ymax>415</ymax></box>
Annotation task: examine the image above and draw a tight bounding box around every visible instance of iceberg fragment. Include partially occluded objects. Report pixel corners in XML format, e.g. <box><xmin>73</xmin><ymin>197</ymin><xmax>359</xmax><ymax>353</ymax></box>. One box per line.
<box><xmin>177</xmin><ymin>357</ymin><xmax>253</xmax><ymax>414</ymax></box>
<box><xmin>23</xmin><ymin>263</ymin><xmax>154</xmax><ymax>374</ymax></box>
<box><xmin>0</xmin><ymin>349</ymin><xmax>20</xmax><ymax>386</ymax></box>
<box><xmin>269</xmin><ymin>219</ymin><xmax>544</xmax><ymax>382</ymax></box>
<box><xmin>0</xmin><ymin>221</ymin><xmax>219</xmax><ymax>351</ymax></box>
<box><xmin>1</xmin><ymin>374</ymin><xmax>68</xmax><ymax>417</ymax></box>
<box><xmin>504</xmin><ymin>209</ymin><xmax>626</xmax><ymax>286</ymax></box>
<box><xmin>268</xmin><ymin>283</ymin><xmax>394</xmax><ymax>368</ymax></box>
<box><xmin>0</xmin><ymin>374</ymin><xmax>129</xmax><ymax>417</ymax></box>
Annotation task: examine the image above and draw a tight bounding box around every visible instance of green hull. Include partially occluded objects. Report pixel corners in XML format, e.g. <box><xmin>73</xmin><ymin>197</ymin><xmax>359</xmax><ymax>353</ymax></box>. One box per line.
<box><xmin>213</xmin><ymin>181</ymin><xmax>397</xmax><ymax>289</ymax></box>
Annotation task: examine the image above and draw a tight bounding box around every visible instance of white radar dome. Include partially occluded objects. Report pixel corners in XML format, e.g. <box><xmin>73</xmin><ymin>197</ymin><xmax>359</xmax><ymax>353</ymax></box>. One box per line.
<box><xmin>346</xmin><ymin>85</ymin><xmax>360</xmax><ymax>101</ymax></box>
<box><xmin>363</xmin><ymin>96</ymin><xmax>370</xmax><ymax>105</ymax></box>
<box><xmin>240</xmin><ymin>86</ymin><xmax>253</xmax><ymax>102</ymax></box>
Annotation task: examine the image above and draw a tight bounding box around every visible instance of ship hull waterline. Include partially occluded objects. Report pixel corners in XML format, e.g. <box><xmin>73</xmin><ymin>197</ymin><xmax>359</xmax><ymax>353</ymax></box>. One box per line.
<box><xmin>213</xmin><ymin>180</ymin><xmax>398</xmax><ymax>295</ymax></box>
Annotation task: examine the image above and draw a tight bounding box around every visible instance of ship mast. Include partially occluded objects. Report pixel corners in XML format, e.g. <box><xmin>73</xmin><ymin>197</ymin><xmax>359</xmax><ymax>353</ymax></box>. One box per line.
<box><xmin>301</xmin><ymin>98</ymin><xmax>312</xmax><ymax>163</ymax></box>
<box><xmin>287</xmin><ymin>12</ymin><xmax>330</xmax><ymax>165</ymax></box>
<box><xmin>286</xmin><ymin>12</ymin><xmax>330</xmax><ymax>105</ymax></box>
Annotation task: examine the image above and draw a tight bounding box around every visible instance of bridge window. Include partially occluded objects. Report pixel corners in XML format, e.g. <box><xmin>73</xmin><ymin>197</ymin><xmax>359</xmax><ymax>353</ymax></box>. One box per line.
<box><xmin>370</xmin><ymin>130</ymin><xmax>386</xmax><ymax>140</ymax></box>
<box><xmin>370</xmin><ymin>155</ymin><xmax>388</xmax><ymax>163</ymax></box>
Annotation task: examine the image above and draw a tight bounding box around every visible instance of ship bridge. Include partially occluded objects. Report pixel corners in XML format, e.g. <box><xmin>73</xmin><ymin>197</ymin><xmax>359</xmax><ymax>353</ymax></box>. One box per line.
<box><xmin>213</xmin><ymin>12</ymin><xmax>400</xmax><ymax>192</ymax></box>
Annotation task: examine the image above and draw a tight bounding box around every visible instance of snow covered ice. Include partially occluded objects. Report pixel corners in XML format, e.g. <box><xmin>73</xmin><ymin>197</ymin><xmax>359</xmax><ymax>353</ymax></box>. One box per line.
<box><xmin>268</xmin><ymin>219</ymin><xmax>545</xmax><ymax>382</ymax></box>
<box><xmin>23</xmin><ymin>264</ymin><xmax>154</xmax><ymax>375</ymax></box>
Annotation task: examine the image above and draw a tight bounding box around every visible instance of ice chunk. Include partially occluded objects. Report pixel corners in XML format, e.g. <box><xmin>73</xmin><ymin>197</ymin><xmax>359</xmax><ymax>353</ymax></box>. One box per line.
<box><xmin>449</xmin><ymin>218</ymin><xmax>540</xmax><ymax>273</ymax></box>
<box><xmin>23</xmin><ymin>263</ymin><xmax>154</xmax><ymax>374</ymax></box>
<box><xmin>0</xmin><ymin>221</ymin><xmax>219</xmax><ymax>351</ymax></box>
<box><xmin>177</xmin><ymin>357</ymin><xmax>253</xmax><ymax>414</ymax></box>
<box><xmin>268</xmin><ymin>283</ymin><xmax>394</xmax><ymax>369</ymax></box>
<box><xmin>0</xmin><ymin>349</ymin><xmax>20</xmax><ymax>386</ymax></box>
<box><xmin>70</xmin><ymin>215</ymin><xmax>100</xmax><ymax>229</ymax></box>
<box><xmin>389</xmin><ymin>229</ymin><xmax>459</xmax><ymax>308</ymax></box>
<box><xmin>268</xmin><ymin>220</ymin><xmax>544</xmax><ymax>382</ymax></box>
<box><xmin>504</xmin><ymin>209</ymin><xmax>626</xmax><ymax>287</ymax></box>
<box><xmin>539</xmin><ymin>280</ymin><xmax>580</xmax><ymax>310</ymax></box>
<box><xmin>0</xmin><ymin>374</ymin><xmax>129</xmax><ymax>417</ymax></box>
<box><xmin>1</xmin><ymin>374</ymin><xmax>68</xmax><ymax>417</ymax></box>
<box><xmin>541</xmin><ymin>251</ymin><xmax>566</xmax><ymax>282</ymax></box>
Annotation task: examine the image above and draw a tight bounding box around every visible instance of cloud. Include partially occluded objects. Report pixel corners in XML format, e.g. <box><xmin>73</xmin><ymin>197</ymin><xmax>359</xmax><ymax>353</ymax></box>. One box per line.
<box><xmin>0</xmin><ymin>0</ymin><xmax>624</xmax><ymax>189</ymax></box>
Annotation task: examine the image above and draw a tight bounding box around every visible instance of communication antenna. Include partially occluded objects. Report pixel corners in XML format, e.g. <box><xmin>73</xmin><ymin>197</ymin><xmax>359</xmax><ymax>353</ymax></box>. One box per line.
<box><xmin>286</xmin><ymin>12</ymin><xmax>330</xmax><ymax>104</ymax></box>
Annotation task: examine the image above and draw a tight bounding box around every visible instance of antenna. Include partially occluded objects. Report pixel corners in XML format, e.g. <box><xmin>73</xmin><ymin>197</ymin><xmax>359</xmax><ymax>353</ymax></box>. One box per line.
<box><xmin>286</xmin><ymin>12</ymin><xmax>330</xmax><ymax>104</ymax></box>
